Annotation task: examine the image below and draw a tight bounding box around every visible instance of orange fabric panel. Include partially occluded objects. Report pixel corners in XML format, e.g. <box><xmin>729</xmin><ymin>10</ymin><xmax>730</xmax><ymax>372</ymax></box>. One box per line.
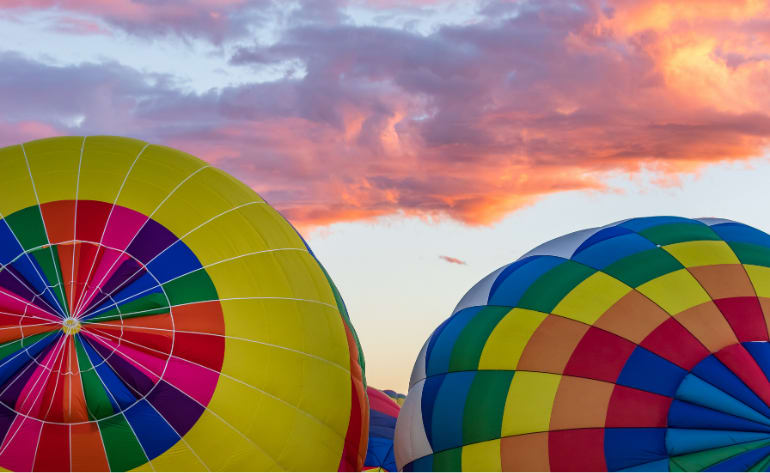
<box><xmin>517</xmin><ymin>315</ymin><xmax>589</xmax><ymax>374</ymax></box>
<box><xmin>500</xmin><ymin>432</ymin><xmax>550</xmax><ymax>471</ymax></box>
<box><xmin>594</xmin><ymin>290</ymin><xmax>670</xmax><ymax>344</ymax></box>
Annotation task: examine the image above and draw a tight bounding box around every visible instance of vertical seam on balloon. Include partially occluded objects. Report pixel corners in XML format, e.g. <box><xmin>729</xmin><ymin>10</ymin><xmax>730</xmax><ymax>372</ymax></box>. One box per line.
<box><xmin>0</xmin><ymin>334</ymin><xmax>60</xmax><ymax>400</ymax></box>
<box><xmin>76</xmin><ymin>164</ymin><xmax>210</xmax><ymax>318</ymax></box>
<box><xmin>29</xmin><ymin>416</ymin><xmax>44</xmax><ymax>471</ymax></box>
<box><xmin>78</xmin><ymin>328</ymin><xmax>286</xmax><ymax>470</ymax></box>
<box><xmin>79</xmin><ymin>334</ymin><xmax>156</xmax><ymax>471</ymax></box>
<box><xmin>19</xmin><ymin>142</ymin><xmax>69</xmax><ymax>318</ymax></box>
<box><xmin>79</xmin><ymin>247</ymin><xmax>311</xmax><ymax>320</ymax></box>
<box><xmin>74</xmin><ymin>199</ymin><xmax>265</xmax><ymax>319</ymax></box>
<box><xmin>40</xmin><ymin>332</ymin><xmax>70</xmax><ymax>420</ymax></box>
<box><xmin>71</xmin><ymin>142</ymin><xmax>149</xmax><ymax>316</ymax></box>
<box><xmin>70</xmin><ymin>136</ymin><xmax>86</xmax><ymax>315</ymax></box>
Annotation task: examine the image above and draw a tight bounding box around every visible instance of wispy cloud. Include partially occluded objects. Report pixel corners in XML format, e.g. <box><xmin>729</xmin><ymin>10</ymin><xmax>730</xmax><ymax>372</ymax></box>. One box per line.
<box><xmin>1</xmin><ymin>0</ymin><xmax>769</xmax><ymax>228</ymax></box>
<box><xmin>439</xmin><ymin>255</ymin><xmax>467</xmax><ymax>265</ymax></box>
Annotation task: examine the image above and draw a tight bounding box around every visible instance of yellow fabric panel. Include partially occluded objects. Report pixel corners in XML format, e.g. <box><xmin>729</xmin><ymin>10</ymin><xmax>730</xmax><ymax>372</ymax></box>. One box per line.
<box><xmin>182</xmin><ymin>204</ymin><xmax>305</xmax><ymax>266</ymax></box>
<box><xmin>206</xmin><ymin>251</ymin><xmax>337</xmax><ymax>305</ymax></box>
<box><xmin>115</xmin><ymin>144</ymin><xmax>206</xmax><ymax>217</ymax></box>
<box><xmin>478</xmin><ymin>309</ymin><xmax>547</xmax><ymax>370</ymax></box>
<box><xmin>220</xmin><ymin>298</ymin><xmax>350</xmax><ymax>371</ymax></box>
<box><xmin>207</xmin><ymin>374</ymin><xmax>343</xmax><ymax>470</ymax></box>
<box><xmin>151</xmin><ymin>167</ymin><xmax>265</xmax><ymax>239</ymax></box>
<box><xmin>664</xmin><ymin>240</ymin><xmax>740</xmax><ymax>267</ymax></box>
<box><xmin>501</xmin><ymin>371</ymin><xmax>561</xmax><ymax>437</ymax></box>
<box><xmin>182</xmin><ymin>408</ymin><xmax>279</xmax><ymax>471</ymax></box>
<box><xmin>636</xmin><ymin>269</ymin><xmax>712</xmax><ymax>315</ymax></box>
<box><xmin>552</xmin><ymin>272</ymin><xmax>631</xmax><ymax>325</ymax></box>
<box><xmin>461</xmin><ymin>439</ymin><xmax>502</xmax><ymax>472</ymax></box>
<box><xmin>130</xmin><ymin>461</ymin><xmax>153</xmax><ymax>472</ymax></box>
<box><xmin>0</xmin><ymin>145</ymin><xmax>38</xmax><ymax>216</ymax></box>
<box><xmin>219</xmin><ymin>337</ymin><xmax>351</xmax><ymax>434</ymax></box>
<box><xmin>746</xmin><ymin>265</ymin><xmax>770</xmax><ymax>298</ymax></box>
<box><xmin>23</xmin><ymin>136</ymin><xmax>82</xmax><ymax>204</ymax></box>
<box><xmin>149</xmin><ymin>440</ymin><xmax>206</xmax><ymax>471</ymax></box>
<box><xmin>78</xmin><ymin>136</ymin><xmax>148</xmax><ymax>204</ymax></box>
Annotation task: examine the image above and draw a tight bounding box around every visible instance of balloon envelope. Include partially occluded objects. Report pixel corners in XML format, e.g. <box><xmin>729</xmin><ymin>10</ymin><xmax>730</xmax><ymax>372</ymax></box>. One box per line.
<box><xmin>0</xmin><ymin>136</ymin><xmax>367</xmax><ymax>471</ymax></box>
<box><xmin>365</xmin><ymin>387</ymin><xmax>401</xmax><ymax>471</ymax></box>
<box><xmin>395</xmin><ymin>216</ymin><xmax>770</xmax><ymax>471</ymax></box>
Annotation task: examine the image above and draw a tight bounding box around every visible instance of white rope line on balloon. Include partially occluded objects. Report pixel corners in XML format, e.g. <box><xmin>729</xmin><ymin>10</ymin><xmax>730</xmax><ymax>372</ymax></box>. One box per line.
<box><xmin>81</xmin><ymin>325</ymin><xmax>347</xmax><ymax>443</ymax></box>
<box><xmin>69</xmin><ymin>137</ymin><xmax>86</xmax><ymax>314</ymax></box>
<box><xmin>79</xmin><ymin>247</ymin><xmax>311</xmax><ymax>320</ymax></box>
<box><xmin>19</xmin><ymin>142</ymin><xmax>70</xmax><ymax>318</ymax></box>
<box><xmin>73</xmin><ymin>164</ymin><xmax>210</xmax><ymax>318</ymax></box>
<box><xmin>82</xmin><ymin>320</ymin><xmax>350</xmax><ymax>374</ymax></box>
<box><xmin>76</xmin><ymin>334</ymin><xmax>157</xmax><ymax>472</ymax></box>
<box><xmin>75</xmin><ymin>198</ymin><xmax>266</xmax><ymax>319</ymax></box>
<box><xmin>40</xmin><ymin>334</ymin><xmax>70</xmax><ymax>422</ymax></box>
<box><xmin>79</xmin><ymin>328</ymin><xmax>285</xmax><ymax>471</ymax></box>
<box><xmin>71</xmin><ymin>142</ymin><xmax>149</xmax><ymax>317</ymax></box>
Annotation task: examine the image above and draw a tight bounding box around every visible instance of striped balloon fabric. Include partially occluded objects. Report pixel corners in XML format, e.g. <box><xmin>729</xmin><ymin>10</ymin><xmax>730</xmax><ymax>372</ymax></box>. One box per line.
<box><xmin>0</xmin><ymin>136</ymin><xmax>367</xmax><ymax>471</ymax></box>
<box><xmin>395</xmin><ymin>216</ymin><xmax>770</xmax><ymax>471</ymax></box>
<box><xmin>364</xmin><ymin>387</ymin><xmax>401</xmax><ymax>471</ymax></box>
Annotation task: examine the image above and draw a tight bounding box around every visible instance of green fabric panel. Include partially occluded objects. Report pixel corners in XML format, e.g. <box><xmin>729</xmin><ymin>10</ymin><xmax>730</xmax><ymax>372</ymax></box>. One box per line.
<box><xmin>98</xmin><ymin>413</ymin><xmax>148</xmax><ymax>471</ymax></box>
<box><xmin>432</xmin><ymin>447</ymin><xmax>462</xmax><ymax>472</ymax></box>
<box><xmin>449</xmin><ymin>306</ymin><xmax>511</xmax><ymax>372</ymax></box>
<box><xmin>603</xmin><ymin>248</ymin><xmax>684</xmax><ymax>287</ymax></box>
<box><xmin>669</xmin><ymin>439</ymin><xmax>770</xmax><ymax>472</ymax></box>
<box><xmin>668</xmin><ymin>459</ymin><xmax>684</xmax><ymax>472</ymax></box>
<box><xmin>29</xmin><ymin>246</ymin><xmax>69</xmax><ymax>314</ymax></box>
<box><xmin>4</xmin><ymin>206</ymin><xmax>48</xmax><ymax>250</ymax></box>
<box><xmin>162</xmin><ymin>269</ymin><xmax>218</xmax><ymax>306</ymax></box>
<box><xmin>75</xmin><ymin>337</ymin><xmax>115</xmax><ymax>420</ymax></box>
<box><xmin>749</xmin><ymin>453</ymin><xmax>770</xmax><ymax>471</ymax></box>
<box><xmin>462</xmin><ymin>370</ymin><xmax>514</xmax><ymax>445</ymax></box>
<box><xmin>639</xmin><ymin>222</ymin><xmax>720</xmax><ymax>246</ymax></box>
<box><xmin>0</xmin><ymin>331</ymin><xmax>53</xmax><ymax>360</ymax></box>
<box><xmin>87</xmin><ymin>292</ymin><xmax>170</xmax><ymax>323</ymax></box>
<box><xmin>729</xmin><ymin>242</ymin><xmax>770</xmax><ymax>267</ymax></box>
<box><xmin>516</xmin><ymin>261</ymin><xmax>596</xmax><ymax>313</ymax></box>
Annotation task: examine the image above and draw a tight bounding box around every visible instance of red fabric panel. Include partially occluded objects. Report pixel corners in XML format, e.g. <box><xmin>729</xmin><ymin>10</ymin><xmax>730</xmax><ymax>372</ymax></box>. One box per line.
<box><xmin>75</xmin><ymin>200</ymin><xmax>111</xmax><ymax>243</ymax></box>
<box><xmin>714</xmin><ymin>297</ymin><xmax>769</xmax><ymax>342</ymax></box>
<box><xmin>717</xmin><ymin>344</ymin><xmax>770</xmax><ymax>407</ymax></box>
<box><xmin>548</xmin><ymin>428</ymin><xmax>607</xmax><ymax>471</ymax></box>
<box><xmin>564</xmin><ymin>327</ymin><xmax>635</xmax><ymax>383</ymax></box>
<box><xmin>33</xmin><ymin>422</ymin><xmax>70</xmax><ymax>472</ymax></box>
<box><xmin>640</xmin><ymin>317</ymin><xmax>709</xmax><ymax>370</ymax></box>
<box><xmin>606</xmin><ymin>385</ymin><xmax>672</xmax><ymax>428</ymax></box>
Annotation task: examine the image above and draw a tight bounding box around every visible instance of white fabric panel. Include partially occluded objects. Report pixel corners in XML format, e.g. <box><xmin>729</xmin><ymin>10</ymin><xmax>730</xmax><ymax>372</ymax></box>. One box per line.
<box><xmin>394</xmin><ymin>378</ymin><xmax>432</xmax><ymax>471</ymax></box>
<box><xmin>697</xmin><ymin>217</ymin><xmax>737</xmax><ymax>226</ymax></box>
<box><xmin>409</xmin><ymin>338</ymin><xmax>431</xmax><ymax>389</ymax></box>
<box><xmin>451</xmin><ymin>263</ymin><xmax>508</xmax><ymax>316</ymax></box>
<box><xmin>518</xmin><ymin>226</ymin><xmax>601</xmax><ymax>260</ymax></box>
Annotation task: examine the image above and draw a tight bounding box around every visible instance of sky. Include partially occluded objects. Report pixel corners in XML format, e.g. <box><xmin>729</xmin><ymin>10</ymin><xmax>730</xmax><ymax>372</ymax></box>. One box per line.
<box><xmin>1</xmin><ymin>0</ymin><xmax>770</xmax><ymax>392</ymax></box>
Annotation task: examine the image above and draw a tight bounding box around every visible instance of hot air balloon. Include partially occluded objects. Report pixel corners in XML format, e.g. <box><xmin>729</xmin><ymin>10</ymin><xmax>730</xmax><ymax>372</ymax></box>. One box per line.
<box><xmin>365</xmin><ymin>387</ymin><xmax>400</xmax><ymax>471</ymax></box>
<box><xmin>0</xmin><ymin>136</ymin><xmax>367</xmax><ymax>471</ymax></box>
<box><xmin>395</xmin><ymin>216</ymin><xmax>770</xmax><ymax>471</ymax></box>
<box><xmin>382</xmin><ymin>389</ymin><xmax>406</xmax><ymax>407</ymax></box>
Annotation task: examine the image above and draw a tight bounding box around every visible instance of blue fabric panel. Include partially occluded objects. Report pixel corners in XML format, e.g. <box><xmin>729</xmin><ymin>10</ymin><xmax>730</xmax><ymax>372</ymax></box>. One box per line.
<box><xmin>711</xmin><ymin>223</ymin><xmax>770</xmax><ymax>248</ymax></box>
<box><xmin>745</xmin><ymin>342</ymin><xmax>770</xmax><ymax>381</ymax></box>
<box><xmin>487</xmin><ymin>256</ymin><xmax>563</xmax><ymax>307</ymax></box>
<box><xmin>430</xmin><ymin>371</ymin><xmax>476</xmax><ymax>452</ymax></box>
<box><xmin>81</xmin><ymin>336</ymin><xmax>137</xmax><ymax>410</ymax></box>
<box><xmin>424</xmin><ymin>317</ymin><xmax>454</xmax><ymax>375</ymax></box>
<box><xmin>620</xmin><ymin>216</ymin><xmax>695</xmax><ymax>232</ymax></box>
<box><xmin>704</xmin><ymin>444</ymin><xmax>770</xmax><ymax>472</ymax></box>
<box><xmin>421</xmin><ymin>375</ymin><xmax>444</xmax><ymax>449</ymax></box>
<box><xmin>665</xmin><ymin>429</ymin><xmax>770</xmax><ymax>456</ymax></box>
<box><xmin>604</xmin><ymin>428</ymin><xmax>667</xmax><ymax>471</ymax></box>
<box><xmin>692</xmin><ymin>355</ymin><xmax>770</xmax><ymax>418</ymax></box>
<box><xmin>0</xmin><ymin>221</ymin><xmax>23</xmax><ymax>265</ymax></box>
<box><xmin>370</xmin><ymin>410</ymin><xmax>396</xmax><ymax>437</ymax></box>
<box><xmin>124</xmin><ymin>399</ymin><xmax>180</xmax><ymax>459</ymax></box>
<box><xmin>574</xmin><ymin>225</ymin><xmax>633</xmax><ymax>254</ymax></box>
<box><xmin>0</xmin><ymin>333</ymin><xmax>58</xmax><ymax>386</ymax></box>
<box><xmin>9</xmin><ymin>257</ymin><xmax>62</xmax><ymax>315</ymax></box>
<box><xmin>573</xmin><ymin>233</ymin><xmax>656</xmax><ymax>269</ymax></box>
<box><xmin>426</xmin><ymin>307</ymin><xmax>482</xmax><ymax>377</ymax></box>
<box><xmin>617</xmin><ymin>346</ymin><xmax>687</xmax><ymax>396</ymax></box>
<box><xmin>488</xmin><ymin>257</ymin><xmax>535</xmax><ymax>300</ymax></box>
<box><xmin>146</xmin><ymin>240</ymin><xmax>201</xmax><ymax>284</ymax></box>
<box><xmin>668</xmin><ymin>400</ymin><xmax>770</xmax><ymax>433</ymax></box>
<box><xmin>84</xmin><ymin>272</ymin><xmax>164</xmax><ymax>320</ymax></box>
<box><xmin>621</xmin><ymin>459</ymin><xmax>670</xmax><ymax>472</ymax></box>
<box><xmin>365</xmin><ymin>437</ymin><xmax>396</xmax><ymax>471</ymax></box>
<box><xmin>410</xmin><ymin>455</ymin><xmax>433</xmax><ymax>472</ymax></box>
<box><xmin>675</xmin><ymin>374</ymin><xmax>770</xmax><ymax>426</ymax></box>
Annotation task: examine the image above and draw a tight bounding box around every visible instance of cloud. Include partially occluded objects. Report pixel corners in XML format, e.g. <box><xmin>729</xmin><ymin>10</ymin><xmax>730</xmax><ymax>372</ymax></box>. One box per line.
<box><xmin>1</xmin><ymin>0</ymin><xmax>770</xmax><ymax>229</ymax></box>
<box><xmin>439</xmin><ymin>255</ymin><xmax>467</xmax><ymax>265</ymax></box>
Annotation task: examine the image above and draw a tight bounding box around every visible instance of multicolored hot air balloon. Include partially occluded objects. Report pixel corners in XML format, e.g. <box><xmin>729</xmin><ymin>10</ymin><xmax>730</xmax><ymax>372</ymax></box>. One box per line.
<box><xmin>0</xmin><ymin>136</ymin><xmax>367</xmax><ymax>471</ymax></box>
<box><xmin>395</xmin><ymin>216</ymin><xmax>770</xmax><ymax>471</ymax></box>
<box><xmin>383</xmin><ymin>389</ymin><xmax>406</xmax><ymax>407</ymax></box>
<box><xmin>365</xmin><ymin>387</ymin><xmax>400</xmax><ymax>471</ymax></box>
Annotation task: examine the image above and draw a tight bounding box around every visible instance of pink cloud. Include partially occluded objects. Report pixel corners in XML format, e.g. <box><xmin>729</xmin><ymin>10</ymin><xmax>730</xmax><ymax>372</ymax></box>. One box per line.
<box><xmin>439</xmin><ymin>255</ymin><xmax>467</xmax><ymax>265</ymax></box>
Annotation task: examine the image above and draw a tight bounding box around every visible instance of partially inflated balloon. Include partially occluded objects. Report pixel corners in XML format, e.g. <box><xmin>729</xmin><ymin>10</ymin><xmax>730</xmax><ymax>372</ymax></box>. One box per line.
<box><xmin>382</xmin><ymin>389</ymin><xmax>406</xmax><ymax>406</ymax></box>
<box><xmin>395</xmin><ymin>217</ymin><xmax>770</xmax><ymax>471</ymax></box>
<box><xmin>0</xmin><ymin>136</ymin><xmax>367</xmax><ymax>471</ymax></box>
<box><xmin>364</xmin><ymin>387</ymin><xmax>400</xmax><ymax>471</ymax></box>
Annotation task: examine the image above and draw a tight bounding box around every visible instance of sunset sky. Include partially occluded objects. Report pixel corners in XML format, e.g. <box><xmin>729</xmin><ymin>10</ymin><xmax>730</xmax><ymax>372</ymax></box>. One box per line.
<box><xmin>1</xmin><ymin>0</ymin><xmax>770</xmax><ymax>392</ymax></box>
